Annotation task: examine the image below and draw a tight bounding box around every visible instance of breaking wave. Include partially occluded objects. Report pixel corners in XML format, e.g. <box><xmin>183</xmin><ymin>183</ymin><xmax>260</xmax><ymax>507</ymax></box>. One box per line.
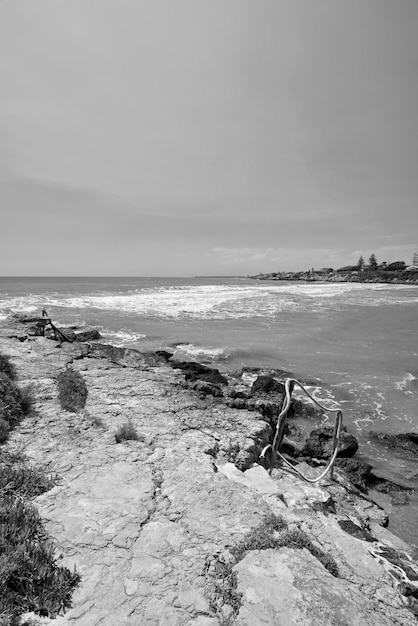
<box><xmin>0</xmin><ymin>282</ymin><xmax>417</xmax><ymax>321</ymax></box>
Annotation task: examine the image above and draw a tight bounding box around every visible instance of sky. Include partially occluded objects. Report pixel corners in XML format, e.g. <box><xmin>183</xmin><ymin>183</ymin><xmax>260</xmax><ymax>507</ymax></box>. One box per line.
<box><xmin>1</xmin><ymin>0</ymin><xmax>418</xmax><ymax>276</ymax></box>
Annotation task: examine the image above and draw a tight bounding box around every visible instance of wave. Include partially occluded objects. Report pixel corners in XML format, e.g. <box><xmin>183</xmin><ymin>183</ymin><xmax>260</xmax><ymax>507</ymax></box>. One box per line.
<box><xmin>100</xmin><ymin>329</ymin><xmax>147</xmax><ymax>347</ymax></box>
<box><xmin>395</xmin><ymin>372</ymin><xmax>418</xmax><ymax>396</ymax></box>
<box><xmin>1</xmin><ymin>282</ymin><xmax>417</xmax><ymax>321</ymax></box>
<box><xmin>172</xmin><ymin>343</ymin><xmax>233</xmax><ymax>362</ymax></box>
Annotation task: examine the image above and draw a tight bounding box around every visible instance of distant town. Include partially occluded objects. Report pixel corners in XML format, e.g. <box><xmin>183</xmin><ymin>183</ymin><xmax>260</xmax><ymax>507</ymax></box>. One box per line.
<box><xmin>251</xmin><ymin>253</ymin><xmax>418</xmax><ymax>283</ymax></box>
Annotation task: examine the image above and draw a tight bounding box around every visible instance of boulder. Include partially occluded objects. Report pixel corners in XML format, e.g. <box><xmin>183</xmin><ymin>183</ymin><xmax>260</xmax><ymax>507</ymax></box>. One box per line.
<box><xmin>190</xmin><ymin>380</ymin><xmax>223</xmax><ymax>397</ymax></box>
<box><xmin>155</xmin><ymin>350</ymin><xmax>174</xmax><ymax>361</ymax></box>
<box><xmin>75</xmin><ymin>329</ymin><xmax>102</xmax><ymax>342</ymax></box>
<box><xmin>170</xmin><ymin>361</ymin><xmax>227</xmax><ymax>385</ymax></box>
<box><xmin>369</xmin><ymin>431</ymin><xmax>418</xmax><ymax>459</ymax></box>
<box><xmin>250</xmin><ymin>375</ymin><xmax>284</xmax><ymax>396</ymax></box>
<box><xmin>334</xmin><ymin>458</ymin><xmax>373</xmax><ymax>490</ymax></box>
<box><xmin>302</xmin><ymin>426</ymin><xmax>358</xmax><ymax>459</ymax></box>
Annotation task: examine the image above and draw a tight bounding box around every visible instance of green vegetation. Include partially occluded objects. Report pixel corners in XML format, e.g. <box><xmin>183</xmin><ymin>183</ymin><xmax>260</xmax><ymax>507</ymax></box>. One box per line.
<box><xmin>0</xmin><ymin>353</ymin><xmax>80</xmax><ymax>624</ymax></box>
<box><xmin>115</xmin><ymin>420</ymin><xmax>140</xmax><ymax>443</ymax></box>
<box><xmin>0</xmin><ymin>496</ymin><xmax>81</xmax><ymax>624</ymax></box>
<box><xmin>0</xmin><ymin>451</ymin><xmax>56</xmax><ymax>499</ymax></box>
<box><xmin>0</xmin><ymin>373</ymin><xmax>34</xmax><ymax>443</ymax></box>
<box><xmin>57</xmin><ymin>369</ymin><xmax>88</xmax><ymax>412</ymax></box>
<box><xmin>230</xmin><ymin>513</ymin><xmax>287</xmax><ymax>560</ymax></box>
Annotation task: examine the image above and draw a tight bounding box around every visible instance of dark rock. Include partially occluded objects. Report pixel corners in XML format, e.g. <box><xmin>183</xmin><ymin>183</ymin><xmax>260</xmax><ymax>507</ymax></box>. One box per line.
<box><xmin>227</xmin><ymin>398</ymin><xmax>249</xmax><ymax>410</ymax></box>
<box><xmin>302</xmin><ymin>426</ymin><xmax>359</xmax><ymax>459</ymax></box>
<box><xmin>334</xmin><ymin>458</ymin><xmax>373</xmax><ymax>490</ymax></box>
<box><xmin>170</xmin><ymin>361</ymin><xmax>227</xmax><ymax>385</ymax></box>
<box><xmin>155</xmin><ymin>350</ymin><xmax>174</xmax><ymax>361</ymax></box>
<box><xmin>280</xmin><ymin>438</ymin><xmax>305</xmax><ymax>458</ymax></box>
<box><xmin>288</xmin><ymin>398</ymin><xmax>322</xmax><ymax>419</ymax></box>
<box><xmin>250</xmin><ymin>376</ymin><xmax>285</xmax><ymax>396</ymax></box>
<box><xmin>75</xmin><ymin>329</ymin><xmax>102</xmax><ymax>341</ymax></box>
<box><xmin>369</xmin><ymin>474</ymin><xmax>412</xmax><ymax>495</ymax></box>
<box><xmin>190</xmin><ymin>380</ymin><xmax>223</xmax><ymax>397</ymax></box>
<box><xmin>369</xmin><ymin>431</ymin><xmax>418</xmax><ymax>459</ymax></box>
<box><xmin>337</xmin><ymin>519</ymin><xmax>375</xmax><ymax>542</ymax></box>
<box><xmin>311</xmin><ymin>495</ymin><xmax>337</xmax><ymax>516</ymax></box>
<box><xmin>87</xmin><ymin>343</ymin><xmax>162</xmax><ymax>367</ymax></box>
<box><xmin>228</xmin><ymin>389</ymin><xmax>249</xmax><ymax>400</ymax></box>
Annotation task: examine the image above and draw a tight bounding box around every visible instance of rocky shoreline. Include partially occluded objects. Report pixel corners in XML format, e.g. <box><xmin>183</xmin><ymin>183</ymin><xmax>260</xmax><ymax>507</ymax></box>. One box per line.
<box><xmin>1</xmin><ymin>315</ymin><xmax>418</xmax><ymax>625</ymax></box>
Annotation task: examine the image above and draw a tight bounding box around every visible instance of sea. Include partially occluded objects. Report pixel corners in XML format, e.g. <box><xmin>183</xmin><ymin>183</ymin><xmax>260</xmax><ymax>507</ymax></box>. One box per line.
<box><xmin>0</xmin><ymin>276</ymin><xmax>417</xmax><ymax>545</ymax></box>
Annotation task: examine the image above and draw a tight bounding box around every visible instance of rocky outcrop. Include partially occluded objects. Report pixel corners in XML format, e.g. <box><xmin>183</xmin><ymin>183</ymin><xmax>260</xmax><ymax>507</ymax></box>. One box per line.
<box><xmin>302</xmin><ymin>425</ymin><xmax>359</xmax><ymax>459</ymax></box>
<box><xmin>1</xmin><ymin>329</ymin><xmax>417</xmax><ymax>625</ymax></box>
<box><xmin>170</xmin><ymin>360</ymin><xmax>227</xmax><ymax>382</ymax></box>
<box><xmin>75</xmin><ymin>329</ymin><xmax>102</xmax><ymax>342</ymax></box>
<box><xmin>369</xmin><ymin>431</ymin><xmax>418</xmax><ymax>459</ymax></box>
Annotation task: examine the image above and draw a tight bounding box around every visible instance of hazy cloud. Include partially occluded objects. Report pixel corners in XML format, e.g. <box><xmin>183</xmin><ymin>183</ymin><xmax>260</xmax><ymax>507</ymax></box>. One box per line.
<box><xmin>1</xmin><ymin>0</ymin><xmax>417</xmax><ymax>275</ymax></box>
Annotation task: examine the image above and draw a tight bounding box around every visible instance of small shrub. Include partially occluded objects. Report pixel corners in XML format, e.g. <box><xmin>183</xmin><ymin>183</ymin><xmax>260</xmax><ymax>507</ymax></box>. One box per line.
<box><xmin>0</xmin><ymin>354</ymin><xmax>16</xmax><ymax>380</ymax></box>
<box><xmin>57</xmin><ymin>369</ymin><xmax>88</xmax><ymax>412</ymax></box>
<box><xmin>0</xmin><ymin>372</ymin><xmax>32</xmax><ymax>429</ymax></box>
<box><xmin>115</xmin><ymin>421</ymin><xmax>139</xmax><ymax>443</ymax></box>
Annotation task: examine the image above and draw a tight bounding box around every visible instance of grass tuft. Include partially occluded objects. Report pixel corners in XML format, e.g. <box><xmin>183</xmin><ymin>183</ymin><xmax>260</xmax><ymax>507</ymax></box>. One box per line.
<box><xmin>231</xmin><ymin>513</ymin><xmax>287</xmax><ymax>561</ymax></box>
<box><xmin>115</xmin><ymin>421</ymin><xmax>139</xmax><ymax>443</ymax></box>
<box><xmin>273</xmin><ymin>528</ymin><xmax>339</xmax><ymax>577</ymax></box>
<box><xmin>57</xmin><ymin>369</ymin><xmax>88</xmax><ymax>413</ymax></box>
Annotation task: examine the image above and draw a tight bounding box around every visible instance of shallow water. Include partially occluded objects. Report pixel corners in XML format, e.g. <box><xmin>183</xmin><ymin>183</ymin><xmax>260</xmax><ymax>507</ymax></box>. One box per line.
<box><xmin>1</xmin><ymin>276</ymin><xmax>417</xmax><ymax>544</ymax></box>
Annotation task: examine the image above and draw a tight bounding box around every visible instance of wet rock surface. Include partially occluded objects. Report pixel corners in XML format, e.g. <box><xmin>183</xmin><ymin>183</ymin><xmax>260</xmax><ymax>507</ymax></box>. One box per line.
<box><xmin>1</xmin><ymin>324</ymin><xmax>418</xmax><ymax>625</ymax></box>
<box><xmin>369</xmin><ymin>431</ymin><xmax>418</xmax><ymax>459</ymax></box>
<box><xmin>302</xmin><ymin>425</ymin><xmax>359</xmax><ymax>459</ymax></box>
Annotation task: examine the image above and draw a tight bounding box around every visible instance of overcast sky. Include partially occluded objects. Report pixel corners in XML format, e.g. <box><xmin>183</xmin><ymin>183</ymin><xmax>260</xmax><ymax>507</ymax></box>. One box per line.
<box><xmin>1</xmin><ymin>0</ymin><xmax>417</xmax><ymax>276</ymax></box>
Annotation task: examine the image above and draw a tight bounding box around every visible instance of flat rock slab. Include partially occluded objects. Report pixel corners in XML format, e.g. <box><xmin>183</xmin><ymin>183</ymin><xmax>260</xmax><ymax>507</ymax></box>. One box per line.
<box><xmin>234</xmin><ymin>547</ymin><xmax>397</xmax><ymax>626</ymax></box>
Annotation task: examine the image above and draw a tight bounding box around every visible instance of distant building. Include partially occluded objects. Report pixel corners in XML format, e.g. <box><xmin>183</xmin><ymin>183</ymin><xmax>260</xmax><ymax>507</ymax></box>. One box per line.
<box><xmin>413</xmin><ymin>252</ymin><xmax>418</xmax><ymax>266</ymax></box>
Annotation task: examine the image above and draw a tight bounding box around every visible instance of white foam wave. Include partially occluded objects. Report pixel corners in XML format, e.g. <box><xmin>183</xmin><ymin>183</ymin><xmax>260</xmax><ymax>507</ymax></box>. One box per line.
<box><xmin>395</xmin><ymin>372</ymin><xmax>417</xmax><ymax>395</ymax></box>
<box><xmin>1</xmin><ymin>282</ymin><xmax>417</xmax><ymax>321</ymax></box>
<box><xmin>173</xmin><ymin>343</ymin><xmax>229</xmax><ymax>361</ymax></box>
<box><xmin>102</xmin><ymin>329</ymin><xmax>146</xmax><ymax>346</ymax></box>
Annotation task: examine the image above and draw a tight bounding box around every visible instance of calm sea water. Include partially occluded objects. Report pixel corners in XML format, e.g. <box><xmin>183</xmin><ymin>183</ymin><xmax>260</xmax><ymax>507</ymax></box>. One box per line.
<box><xmin>1</xmin><ymin>276</ymin><xmax>417</xmax><ymax>543</ymax></box>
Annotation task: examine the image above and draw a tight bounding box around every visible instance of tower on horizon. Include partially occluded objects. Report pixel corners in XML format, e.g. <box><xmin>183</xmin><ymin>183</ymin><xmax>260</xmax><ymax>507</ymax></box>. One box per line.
<box><xmin>413</xmin><ymin>252</ymin><xmax>418</xmax><ymax>266</ymax></box>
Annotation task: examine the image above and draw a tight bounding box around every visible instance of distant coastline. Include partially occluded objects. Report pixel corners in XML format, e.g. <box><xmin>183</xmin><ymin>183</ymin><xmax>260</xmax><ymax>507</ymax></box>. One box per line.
<box><xmin>250</xmin><ymin>268</ymin><xmax>418</xmax><ymax>284</ymax></box>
